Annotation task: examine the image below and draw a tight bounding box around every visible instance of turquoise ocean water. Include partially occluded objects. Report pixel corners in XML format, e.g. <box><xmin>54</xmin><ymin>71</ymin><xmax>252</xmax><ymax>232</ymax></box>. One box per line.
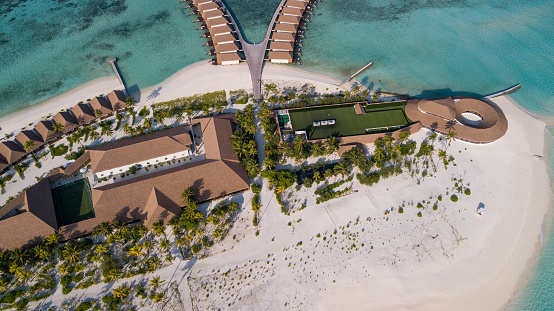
<box><xmin>1</xmin><ymin>0</ymin><xmax>553</xmax><ymax>308</ymax></box>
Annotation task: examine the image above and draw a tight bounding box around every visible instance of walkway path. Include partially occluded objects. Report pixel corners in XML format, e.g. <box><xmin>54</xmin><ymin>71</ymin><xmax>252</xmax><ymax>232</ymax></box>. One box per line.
<box><xmin>216</xmin><ymin>0</ymin><xmax>288</xmax><ymax>101</ymax></box>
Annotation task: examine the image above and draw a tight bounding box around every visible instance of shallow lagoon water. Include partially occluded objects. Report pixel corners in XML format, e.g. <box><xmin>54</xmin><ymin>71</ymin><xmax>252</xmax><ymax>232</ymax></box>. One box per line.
<box><xmin>0</xmin><ymin>0</ymin><xmax>553</xmax><ymax>308</ymax></box>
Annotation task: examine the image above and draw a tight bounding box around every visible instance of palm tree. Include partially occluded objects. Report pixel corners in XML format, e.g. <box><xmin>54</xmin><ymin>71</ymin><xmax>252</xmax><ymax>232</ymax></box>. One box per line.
<box><xmin>143</xmin><ymin>118</ymin><xmax>153</xmax><ymax>129</ymax></box>
<box><xmin>143</xmin><ymin>240</ymin><xmax>154</xmax><ymax>256</ymax></box>
<box><xmin>201</xmin><ymin>105</ymin><xmax>210</xmax><ymax>116</ymax></box>
<box><xmin>18</xmin><ymin>270</ymin><xmax>33</xmax><ymax>283</ymax></box>
<box><xmin>128</xmin><ymin>245</ymin><xmax>143</xmax><ymax>258</ymax></box>
<box><xmin>181</xmin><ymin>187</ymin><xmax>195</xmax><ymax>205</ymax></box>
<box><xmin>372</xmin><ymin>147</ymin><xmax>385</xmax><ymax>162</ymax></box>
<box><xmin>122</xmin><ymin>123</ymin><xmax>133</xmax><ymax>135</ymax></box>
<box><xmin>45</xmin><ymin>233</ymin><xmax>60</xmax><ymax>246</ymax></box>
<box><xmin>438</xmin><ymin>150</ymin><xmax>448</xmax><ymax>169</ymax></box>
<box><xmin>125</xmin><ymin>96</ymin><xmax>137</xmax><ymax>107</ymax></box>
<box><xmin>445</xmin><ymin>131</ymin><xmax>457</xmax><ymax>147</ymax></box>
<box><xmin>398</xmin><ymin>131</ymin><xmax>410</xmax><ymax>144</ymax></box>
<box><xmin>152</xmin><ymin>292</ymin><xmax>165</xmax><ymax>303</ymax></box>
<box><xmin>62</xmin><ymin>244</ymin><xmax>82</xmax><ymax>263</ymax></box>
<box><xmin>333</xmin><ymin>161</ymin><xmax>351</xmax><ymax>177</ymax></box>
<box><xmin>351</xmin><ymin>85</ymin><xmax>361</xmax><ymax>97</ymax></box>
<box><xmin>100</xmin><ymin>122</ymin><xmax>113</xmax><ymax>137</ymax></box>
<box><xmin>95</xmin><ymin>244</ymin><xmax>108</xmax><ymax>256</ymax></box>
<box><xmin>9</xmin><ymin>263</ymin><xmax>23</xmax><ymax>275</ymax></box>
<box><xmin>0</xmin><ymin>278</ymin><xmax>10</xmax><ymax>292</ymax></box>
<box><xmin>89</xmin><ymin>129</ymin><xmax>100</xmax><ymax>142</ymax></box>
<box><xmin>105</xmin><ymin>269</ymin><xmax>121</xmax><ymax>283</ymax></box>
<box><xmin>310</xmin><ymin>143</ymin><xmax>325</xmax><ymax>157</ymax></box>
<box><xmin>112</xmin><ymin>286</ymin><xmax>130</xmax><ymax>299</ymax></box>
<box><xmin>33</xmin><ymin>244</ymin><xmax>51</xmax><ymax>261</ymax></box>
<box><xmin>152</xmin><ymin>222</ymin><xmax>165</xmax><ymax>236</ymax></box>
<box><xmin>428</xmin><ymin>132</ymin><xmax>438</xmax><ymax>145</ymax></box>
<box><xmin>97</xmin><ymin>222</ymin><xmax>113</xmax><ymax>237</ymax></box>
<box><xmin>149</xmin><ymin>275</ymin><xmax>165</xmax><ymax>290</ymax></box>
<box><xmin>182</xmin><ymin>201</ymin><xmax>199</xmax><ymax>220</ymax></box>
<box><xmin>71</xmin><ymin>132</ymin><xmax>82</xmax><ymax>146</ymax></box>
<box><xmin>324</xmin><ymin>136</ymin><xmax>340</xmax><ymax>154</ymax></box>
<box><xmin>94</xmin><ymin>109</ymin><xmax>103</xmax><ymax>118</ymax></box>
<box><xmin>10</xmin><ymin>248</ymin><xmax>30</xmax><ymax>265</ymax></box>
<box><xmin>159</xmin><ymin>239</ymin><xmax>171</xmax><ymax>252</ymax></box>
<box><xmin>23</xmin><ymin>140</ymin><xmax>35</xmax><ymax>154</ymax></box>
<box><xmin>343</xmin><ymin>90</ymin><xmax>351</xmax><ymax>99</ymax></box>
<box><xmin>52</xmin><ymin>122</ymin><xmax>64</xmax><ymax>133</ymax></box>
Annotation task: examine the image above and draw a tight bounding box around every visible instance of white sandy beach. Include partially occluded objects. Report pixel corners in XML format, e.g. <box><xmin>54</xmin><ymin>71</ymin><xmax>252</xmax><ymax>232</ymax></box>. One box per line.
<box><xmin>0</xmin><ymin>62</ymin><xmax>550</xmax><ymax>311</ymax></box>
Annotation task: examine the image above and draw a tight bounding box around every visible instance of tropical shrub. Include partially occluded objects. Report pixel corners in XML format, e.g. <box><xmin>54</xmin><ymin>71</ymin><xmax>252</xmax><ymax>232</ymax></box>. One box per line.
<box><xmin>450</xmin><ymin>195</ymin><xmax>458</xmax><ymax>202</ymax></box>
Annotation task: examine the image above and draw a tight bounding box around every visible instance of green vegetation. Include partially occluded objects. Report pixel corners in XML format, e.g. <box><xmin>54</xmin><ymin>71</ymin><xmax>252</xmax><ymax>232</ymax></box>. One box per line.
<box><xmin>464</xmin><ymin>189</ymin><xmax>471</xmax><ymax>195</ymax></box>
<box><xmin>314</xmin><ymin>176</ymin><xmax>353</xmax><ymax>204</ymax></box>
<box><xmin>450</xmin><ymin>195</ymin><xmax>458</xmax><ymax>202</ymax></box>
<box><xmin>289</xmin><ymin>101</ymin><xmax>411</xmax><ymax>140</ymax></box>
<box><xmin>14</xmin><ymin>162</ymin><xmax>29</xmax><ymax>179</ymax></box>
<box><xmin>49</xmin><ymin>144</ymin><xmax>69</xmax><ymax>158</ymax></box>
<box><xmin>231</xmin><ymin>105</ymin><xmax>260</xmax><ymax>177</ymax></box>
<box><xmin>0</xmin><ymin>174</ymin><xmax>13</xmax><ymax>194</ymax></box>
<box><xmin>152</xmin><ymin>91</ymin><xmax>227</xmax><ymax>121</ymax></box>
<box><xmin>259</xmin><ymin>102</ymin><xmax>281</xmax><ymax>169</ymax></box>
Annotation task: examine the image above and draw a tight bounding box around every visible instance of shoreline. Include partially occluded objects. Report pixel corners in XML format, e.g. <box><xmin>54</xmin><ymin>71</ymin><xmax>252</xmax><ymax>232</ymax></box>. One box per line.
<box><xmin>0</xmin><ymin>61</ymin><xmax>551</xmax><ymax>310</ymax></box>
<box><xmin>0</xmin><ymin>76</ymin><xmax>120</xmax><ymax>137</ymax></box>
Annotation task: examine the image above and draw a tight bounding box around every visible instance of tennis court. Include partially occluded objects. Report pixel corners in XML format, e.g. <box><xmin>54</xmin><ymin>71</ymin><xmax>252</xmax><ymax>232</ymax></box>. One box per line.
<box><xmin>51</xmin><ymin>179</ymin><xmax>95</xmax><ymax>226</ymax></box>
<box><xmin>288</xmin><ymin>101</ymin><xmax>411</xmax><ymax>140</ymax></box>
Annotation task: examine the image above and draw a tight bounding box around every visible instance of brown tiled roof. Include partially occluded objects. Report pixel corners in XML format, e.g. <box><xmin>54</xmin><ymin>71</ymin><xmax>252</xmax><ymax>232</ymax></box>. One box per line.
<box><xmin>281</xmin><ymin>7</ymin><xmax>304</xmax><ymax>16</ymax></box>
<box><xmin>90</xmin><ymin>96</ymin><xmax>113</xmax><ymax>116</ymax></box>
<box><xmin>0</xmin><ymin>141</ymin><xmax>25</xmax><ymax>164</ymax></box>
<box><xmin>198</xmin><ymin>1</ymin><xmax>219</xmax><ymax>12</ymax></box>
<box><xmin>405</xmin><ymin>97</ymin><xmax>508</xmax><ymax>143</ymax></box>
<box><xmin>268</xmin><ymin>51</ymin><xmax>293</xmax><ymax>61</ymax></box>
<box><xmin>201</xmin><ymin>8</ymin><xmax>225</xmax><ymax>20</ymax></box>
<box><xmin>15</xmin><ymin>130</ymin><xmax>43</xmax><ymax>151</ymax></box>
<box><xmin>34</xmin><ymin>121</ymin><xmax>61</xmax><ymax>142</ymax></box>
<box><xmin>71</xmin><ymin>103</ymin><xmax>96</xmax><ymax>125</ymax></box>
<box><xmin>192</xmin><ymin>0</ymin><xmax>212</xmax><ymax>5</ymax></box>
<box><xmin>277</xmin><ymin>14</ymin><xmax>301</xmax><ymax>25</ymax></box>
<box><xmin>211</xmin><ymin>24</ymin><xmax>234</xmax><ymax>36</ymax></box>
<box><xmin>418</xmin><ymin>97</ymin><xmax>456</xmax><ymax>120</ymax></box>
<box><xmin>59</xmin><ymin>115</ymin><xmax>249</xmax><ymax>241</ymax></box>
<box><xmin>217</xmin><ymin>52</ymin><xmax>242</xmax><ymax>64</ymax></box>
<box><xmin>272</xmin><ymin>32</ymin><xmax>296</xmax><ymax>42</ymax></box>
<box><xmin>214</xmin><ymin>42</ymin><xmax>239</xmax><ymax>54</ymax></box>
<box><xmin>213</xmin><ymin>33</ymin><xmax>237</xmax><ymax>45</ymax></box>
<box><xmin>53</xmin><ymin>111</ymin><xmax>78</xmax><ymax>133</ymax></box>
<box><xmin>274</xmin><ymin>23</ymin><xmax>298</xmax><ymax>33</ymax></box>
<box><xmin>0</xmin><ymin>179</ymin><xmax>57</xmax><ymax>251</ymax></box>
<box><xmin>206</xmin><ymin>16</ymin><xmax>229</xmax><ymax>28</ymax></box>
<box><xmin>142</xmin><ymin>187</ymin><xmax>182</xmax><ymax>229</ymax></box>
<box><xmin>107</xmin><ymin>90</ymin><xmax>127</xmax><ymax>111</ymax></box>
<box><xmin>269</xmin><ymin>41</ymin><xmax>294</xmax><ymax>51</ymax></box>
<box><xmin>285</xmin><ymin>0</ymin><xmax>308</xmax><ymax>10</ymax></box>
<box><xmin>89</xmin><ymin>126</ymin><xmax>192</xmax><ymax>173</ymax></box>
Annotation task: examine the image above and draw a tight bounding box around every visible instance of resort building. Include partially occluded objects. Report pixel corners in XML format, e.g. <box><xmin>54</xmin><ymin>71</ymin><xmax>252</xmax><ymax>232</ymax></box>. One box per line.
<box><xmin>53</xmin><ymin>111</ymin><xmax>79</xmax><ymax>133</ymax></box>
<box><xmin>15</xmin><ymin>130</ymin><xmax>43</xmax><ymax>151</ymax></box>
<box><xmin>107</xmin><ymin>90</ymin><xmax>127</xmax><ymax>111</ymax></box>
<box><xmin>89</xmin><ymin>96</ymin><xmax>113</xmax><ymax>116</ymax></box>
<box><xmin>405</xmin><ymin>96</ymin><xmax>508</xmax><ymax>143</ymax></box>
<box><xmin>89</xmin><ymin>126</ymin><xmax>193</xmax><ymax>179</ymax></box>
<box><xmin>34</xmin><ymin>120</ymin><xmax>61</xmax><ymax>143</ymax></box>
<box><xmin>0</xmin><ymin>142</ymin><xmax>25</xmax><ymax>172</ymax></box>
<box><xmin>71</xmin><ymin>103</ymin><xmax>96</xmax><ymax>125</ymax></box>
<box><xmin>0</xmin><ymin>115</ymin><xmax>250</xmax><ymax>251</ymax></box>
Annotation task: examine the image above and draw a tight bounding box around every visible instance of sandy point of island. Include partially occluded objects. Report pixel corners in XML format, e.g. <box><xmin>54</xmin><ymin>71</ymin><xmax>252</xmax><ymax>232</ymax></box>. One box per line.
<box><xmin>0</xmin><ymin>60</ymin><xmax>551</xmax><ymax>311</ymax></box>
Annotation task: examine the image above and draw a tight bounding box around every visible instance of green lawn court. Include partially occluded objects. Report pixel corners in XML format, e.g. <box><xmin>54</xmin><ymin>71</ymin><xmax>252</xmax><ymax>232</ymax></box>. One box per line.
<box><xmin>51</xmin><ymin>179</ymin><xmax>95</xmax><ymax>226</ymax></box>
<box><xmin>288</xmin><ymin>101</ymin><xmax>412</xmax><ymax>140</ymax></box>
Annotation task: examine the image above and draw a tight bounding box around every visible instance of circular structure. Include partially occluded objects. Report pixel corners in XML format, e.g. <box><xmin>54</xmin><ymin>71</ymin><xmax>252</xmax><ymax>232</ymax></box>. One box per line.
<box><xmin>405</xmin><ymin>96</ymin><xmax>508</xmax><ymax>143</ymax></box>
<box><xmin>461</xmin><ymin>112</ymin><xmax>483</xmax><ymax>126</ymax></box>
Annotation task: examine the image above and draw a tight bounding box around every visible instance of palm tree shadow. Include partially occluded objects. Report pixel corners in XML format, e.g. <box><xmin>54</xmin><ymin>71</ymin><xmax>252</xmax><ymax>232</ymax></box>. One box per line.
<box><xmin>147</xmin><ymin>87</ymin><xmax>163</xmax><ymax>102</ymax></box>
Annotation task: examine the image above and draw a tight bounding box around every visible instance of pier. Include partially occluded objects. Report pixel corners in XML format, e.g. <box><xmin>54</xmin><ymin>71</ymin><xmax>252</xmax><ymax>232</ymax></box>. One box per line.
<box><xmin>339</xmin><ymin>62</ymin><xmax>374</xmax><ymax>86</ymax></box>
<box><xmin>106</xmin><ymin>58</ymin><xmax>127</xmax><ymax>95</ymax></box>
<box><xmin>484</xmin><ymin>83</ymin><xmax>521</xmax><ymax>99</ymax></box>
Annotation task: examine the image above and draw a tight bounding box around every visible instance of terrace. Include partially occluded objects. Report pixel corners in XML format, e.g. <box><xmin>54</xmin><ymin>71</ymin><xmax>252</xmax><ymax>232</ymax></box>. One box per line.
<box><xmin>282</xmin><ymin>101</ymin><xmax>413</xmax><ymax>141</ymax></box>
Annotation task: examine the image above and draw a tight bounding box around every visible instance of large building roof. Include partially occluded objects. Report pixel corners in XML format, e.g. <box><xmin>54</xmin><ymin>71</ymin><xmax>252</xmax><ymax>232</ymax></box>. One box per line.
<box><xmin>0</xmin><ymin>179</ymin><xmax>58</xmax><ymax>250</ymax></box>
<box><xmin>277</xmin><ymin>14</ymin><xmax>301</xmax><ymax>25</ymax></box>
<box><xmin>269</xmin><ymin>41</ymin><xmax>294</xmax><ymax>51</ymax></box>
<box><xmin>274</xmin><ymin>23</ymin><xmax>298</xmax><ymax>33</ymax></box>
<box><xmin>214</xmin><ymin>42</ymin><xmax>240</xmax><ymax>54</ymax></box>
<box><xmin>405</xmin><ymin>97</ymin><xmax>508</xmax><ymax>143</ymax></box>
<box><xmin>34</xmin><ymin>121</ymin><xmax>61</xmax><ymax>142</ymax></box>
<box><xmin>89</xmin><ymin>126</ymin><xmax>193</xmax><ymax>173</ymax></box>
<box><xmin>271</xmin><ymin>32</ymin><xmax>296</xmax><ymax>42</ymax></box>
<box><xmin>59</xmin><ymin>115</ymin><xmax>249</xmax><ymax>240</ymax></box>
<box><xmin>417</xmin><ymin>97</ymin><xmax>457</xmax><ymax>120</ymax></box>
<box><xmin>212</xmin><ymin>33</ymin><xmax>237</xmax><ymax>45</ymax></box>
